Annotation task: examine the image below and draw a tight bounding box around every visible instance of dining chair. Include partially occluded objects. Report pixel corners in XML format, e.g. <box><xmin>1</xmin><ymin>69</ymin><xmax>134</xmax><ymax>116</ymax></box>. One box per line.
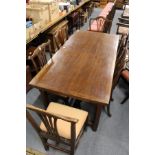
<box><xmin>107</xmin><ymin>46</ymin><xmax>128</xmax><ymax>117</ymax></box>
<box><xmin>53</xmin><ymin>30</ymin><xmax>63</xmax><ymax>51</ymax></box>
<box><xmin>59</xmin><ymin>24</ymin><xmax>69</xmax><ymax>45</ymax></box>
<box><xmin>86</xmin><ymin>2</ymin><xmax>94</xmax><ymax>18</ymax></box>
<box><xmin>47</xmin><ymin>20</ymin><xmax>69</xmax><ymax>54</ymax></box>
<box><xmin>26</xmin><ymin>102</ymin><xmax>88</xmax><ymax>155</ymax></box>
<box><xmin>102</xmin><ymin>15</ymin><xmax>112</xmax><ymax>33</ymax></box>
<box><xmin>89</xmin><ymin>16</ymin><xmax>112</xmax><ymax>33</ymax></box>
<box><xmin>28</xmin><ymin>43</ymin><xmax>47</xmax><ymax>74</ymax></box>
<box><xmin>78</xmin><ymin>8</ymin><xmax>88</xmax><ymax>26</ymax></box>
<box><xmin>117</xmin><ymin>33</ymin><xmax>128</xmax><ymax>57</ymax></box>
<box><xmin>108</xmin><ymin>2</ymin><xmax>116</xmax><ymax>21</ymax></box>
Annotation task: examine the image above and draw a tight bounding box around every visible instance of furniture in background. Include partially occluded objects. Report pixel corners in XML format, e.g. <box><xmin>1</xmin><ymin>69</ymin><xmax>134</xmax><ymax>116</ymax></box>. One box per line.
<box><xmin>26</xmin><ymin>102</ymin><xmax>88</xmax><ymax>155</ymax></box>
<box><xmin>47</xmin><ymin>20</ymin><xmax>69</xmax><ymax>54</ymax></box>
<box><xmin>79</xmin><ymin>8</ymin><xmax>88</xmax><ymax>26</ymax></box>
<box><xmin>27</xmin><ymin>41</ymin><xmax>48</xmax><ymax>74</ymax></box>
<box><xmin>26</xmin><ymin>0</ymin><xmax>91</xmax><ymax>45</ymax></box>
<box><xmin>89</xmin><ymin>16</ymin><xmax>112</xmax><ymax>33</ymax></box>
<box><xmin>40</xmin><ymin>39</ymin><xmax>53</xmax><ymax>58</ymax></box>
<box><xmin>67</xmin><ymin>11</ymin><xmax>80</xmax><ymax>34</ymax></box>
<box><xmin>29</xmin><ymin>30</ymin><xmax>119</xmax><ymax>131</ymax></box>
<box><xmin>88</xmin><ymin>1</ymin><xmax>116</xmax><ymax>33</ymax></box>
<box><xmin>92</xmin><ymin>0</ymin><xmax>100</xmax><ymax>8</ymax></box>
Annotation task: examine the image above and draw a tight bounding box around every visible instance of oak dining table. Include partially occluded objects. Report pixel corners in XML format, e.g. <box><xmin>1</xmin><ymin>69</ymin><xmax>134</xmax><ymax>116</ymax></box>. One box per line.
<box><xmin>29</xmin><ymin>30</ymin><xmax>119</xmax><ymax>131</ymax></box>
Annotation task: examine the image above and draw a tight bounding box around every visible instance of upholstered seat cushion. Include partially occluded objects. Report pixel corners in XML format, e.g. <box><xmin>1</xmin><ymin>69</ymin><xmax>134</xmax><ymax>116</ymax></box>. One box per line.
<box><xmin>40</xmin><ymin>102</ymin><xmax>88</xmax><ymax>140</ymax></box>
<box><xmin>89</xmin><ymin>22</ymin><xmax>104</xmax><ymax>32</ymax></box>
<box><xmin>121</xmin><ymin>70</ymin><xmax>129</xmax><ymax>82</ymax></box>
<box><xmin>118</xmin><ymin>26</ymin><xmax>129</xmax><ymax>34</ymax></box>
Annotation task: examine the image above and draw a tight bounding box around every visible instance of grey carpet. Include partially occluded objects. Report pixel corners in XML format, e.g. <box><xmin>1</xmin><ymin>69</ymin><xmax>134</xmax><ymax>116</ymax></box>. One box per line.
<box><xmin>26</xmin><ymin>8</ymin><xmax>129</xmax><ymax>155</ymax></box>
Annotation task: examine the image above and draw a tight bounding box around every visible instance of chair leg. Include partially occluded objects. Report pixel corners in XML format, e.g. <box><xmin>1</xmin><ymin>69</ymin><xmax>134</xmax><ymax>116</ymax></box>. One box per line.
<box><xmin>70</xmin><ymin>146</ymin><xmax>75</xmax><ymax>155</ymax></box>
<box><xmin>73</xmin><ymin>99</ymin><xmax>81</xmax><ymax>109</ymax></box>
<box><xmin>121</xmin><ymin>94</ymin><xmax>129</xmax><ymax>104</ymax></box>
<box><xmin>40</xmin><ymin>136</ymin><xmax>49</xmax><ymax>151</ymax></box>
<box><xmin>107</xmin><ymin>102</ymin><xmax>112</xmax><ymax>117</ymax></box>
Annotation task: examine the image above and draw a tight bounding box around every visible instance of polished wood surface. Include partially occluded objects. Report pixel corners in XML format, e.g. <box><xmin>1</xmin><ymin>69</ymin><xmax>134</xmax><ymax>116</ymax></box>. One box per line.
<box><xmin>30</xmin><ymin>30</ymin><xmax>119</xmax><ymax>105</ymax></box>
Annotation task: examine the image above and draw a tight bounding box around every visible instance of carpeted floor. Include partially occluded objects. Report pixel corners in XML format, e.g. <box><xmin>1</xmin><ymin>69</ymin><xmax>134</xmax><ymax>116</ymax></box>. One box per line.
<box><xmin>26</xmin><ymin>8</ymin><xmax>129</xmax><ymax>155</ymax></box>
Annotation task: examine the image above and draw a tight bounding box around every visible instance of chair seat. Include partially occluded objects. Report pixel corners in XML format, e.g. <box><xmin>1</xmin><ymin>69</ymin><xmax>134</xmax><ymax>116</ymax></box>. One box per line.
<box><xmin>40</xmin><ymin>102</ymin><xmax>88</xmax><ymax>140</ymax></box>
<box><xmin>121</xmin><ymin>69</ymin><xmax>129</xmax><ymax>81</ymax></box>
<box><xmin>118</xmin><ymin>26</ymin><xmax>129</xmax><ymax>34</ymax></box>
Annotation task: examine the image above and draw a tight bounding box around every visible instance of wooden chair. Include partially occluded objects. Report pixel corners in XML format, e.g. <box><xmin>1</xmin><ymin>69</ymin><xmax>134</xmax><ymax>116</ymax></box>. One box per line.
<box><xmin>89</xmin><ymin>16</ymin><xmax>112</xmax><ymax>33</ymax></box>
<box><xmin>26</xmin><ymin>102</ymin><xmax>88</xmax><ymax>155</ymax></box>
<box><xmin>79</xmin><ymin>9</ymin><xmax>88</xmax><ymax>26</ymax></box>
<box><xmin>107</xmin><ymin>46</ymin><xmax>128</xmax><ymax>116</ymax></box>
<box><xmin>86</xmin><ymin>2</ymin><xmax>94</xmax><ymax>18</ymax></box>
<box><xmin>103</xmin><ymin>15</ymin><xmax>112</xmax><ymax>33</ymax></box>
<box><xmin>59</xmin><ymin>24</ymin><xmax>69</xmax><ymax>45</ymax></box>
<box><xmin>117</xmin><ymin>33</ymin><xmax>128</xmax><ymax>57</ymax></box>
<box><xmin>120</xmin><ymin>55</ymin><xmax>129</xmax><ymax>104</ymax></box>
<box><xmin>53</xmin><ymin>30</ymin><xmax>63</xmax><ymax>51</ymax></box>
<box><xmin>108</xmin><ymin>2</ymin><xmax>116</xmax><ymax>21</ymax></box>
<box><xmin>68</xmin><ymin>11</ymin><xmax>80</xmax><ymax>34</ymax></box>
<box><xmin>28</xmin><ymin>44</ymin><xmax>47</xmax><ymax>74</ymax></box>
<box><xmin>47</xmin><ymin>20</ymin><xmax>69</xmax><ymax>53</ymax></box>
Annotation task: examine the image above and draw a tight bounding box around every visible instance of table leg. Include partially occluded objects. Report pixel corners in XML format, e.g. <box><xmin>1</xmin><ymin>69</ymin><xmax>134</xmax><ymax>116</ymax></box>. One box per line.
<box><xmin>73</xmin><ymin>99</ymin><xmax>81</xmax><ymax>109</ymax></box>
<box><xmin>40</xmin><ymin>90</ymin><xmax>49</xmax><ymax>108</ymax></box>
<box><xmin>92</xmin><ymin>104</ymin><xmax>102</xmax><ymax>131</ymax></box>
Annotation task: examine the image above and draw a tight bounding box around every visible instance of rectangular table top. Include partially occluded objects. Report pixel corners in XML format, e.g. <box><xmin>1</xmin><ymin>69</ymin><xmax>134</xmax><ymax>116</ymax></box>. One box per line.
<box><xmin>30</xmin><ymin>30</ymin><xmax>119</xmax><ymax>105</ymax></box>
